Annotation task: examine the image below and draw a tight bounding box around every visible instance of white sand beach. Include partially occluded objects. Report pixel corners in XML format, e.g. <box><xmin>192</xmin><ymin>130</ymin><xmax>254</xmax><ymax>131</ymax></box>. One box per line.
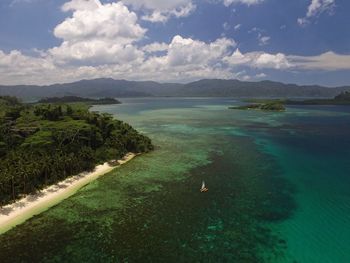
<box><xmin>0</xmin><ymin>153</ymin><xmax>136</xmax><ymax>235</ymax></box>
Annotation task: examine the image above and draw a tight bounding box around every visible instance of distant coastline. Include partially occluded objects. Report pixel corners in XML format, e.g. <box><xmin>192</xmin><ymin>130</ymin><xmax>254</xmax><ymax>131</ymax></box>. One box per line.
<box><xmin>1</xmin><ymin>78</ymin><xmax>349</xmax><ymax>99</ymax></box>
<box><xmin>240</xmin><ymin>91</ymin><xmax>350</xmax><ymax>108</ymax></box>
<box><xmin>0</xmin><ymin>153</ymin><xmax>137</xmax><ymax>235</ymax></box>
<box><xmin>37</xmin><ymin>96</ymin><xmax>121</xmax><ymax>105</ymax></box>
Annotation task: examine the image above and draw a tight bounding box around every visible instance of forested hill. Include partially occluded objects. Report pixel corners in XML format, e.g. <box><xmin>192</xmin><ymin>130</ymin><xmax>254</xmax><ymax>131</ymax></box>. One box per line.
<box><xmin>0</xmin><ymin>78</ymin><xmax>349</xmax><ymax>99</ymax></box>
<box><xmin>37</xmin><ymin>96</ymin><xmax>121</xmax><ymax>105</ymax></box>
<box><xmin>178</xmin><ymin>79</ymin><xmax>349</xmax><ymax>98</ymax></box>
<box><xmin>0</xmin><ymin>79</ymin><xmax>182</xmax><ymax>99</ymax></box>
<box><xmin>0</xmin><ymin>96</ymin><xmax>153</xmax><ymax>206</ymax></box>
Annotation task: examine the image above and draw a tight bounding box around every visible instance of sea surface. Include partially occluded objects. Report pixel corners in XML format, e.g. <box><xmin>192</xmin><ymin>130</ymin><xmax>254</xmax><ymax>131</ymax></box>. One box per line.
<box><xmin>1</xmin><ymin>98</ymin><xmax>350</xmax><ymax>262</ymax></box>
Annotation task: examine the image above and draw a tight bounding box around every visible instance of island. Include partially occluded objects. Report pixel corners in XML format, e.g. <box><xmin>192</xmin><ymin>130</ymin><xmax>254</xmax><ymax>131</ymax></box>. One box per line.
<box><xmin>229</xmin><ymin>102</ymin><xmax>286</xmax><ymax>111</ymax></box>
<box><xmin>37</xmin><ymin>96</ymin><xmax>121</xmax><ymax>105</ymax></box>
<box><xmin>0</xmin><ymin>95</ymin><xmax>153</xmax><ymax>209</ymax></box>
<box><xmin>285</xmin><ymin>91</ymin><xmax>350</xmax><ymax>105</ymax></box>
<box><xmin>229</xmin><ymin>91</ymin><xmax>350</xmax><ymax>111</ymax></box>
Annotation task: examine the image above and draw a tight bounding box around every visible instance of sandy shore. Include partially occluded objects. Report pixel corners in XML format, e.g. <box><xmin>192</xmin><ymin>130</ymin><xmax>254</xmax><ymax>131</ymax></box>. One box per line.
<box><xmin>0</xmin><ymin>153</ymin><xmax>136</xmax><ymax>235</ymax></box>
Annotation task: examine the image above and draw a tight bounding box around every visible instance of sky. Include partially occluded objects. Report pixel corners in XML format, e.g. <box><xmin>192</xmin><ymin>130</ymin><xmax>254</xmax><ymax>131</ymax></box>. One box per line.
<box><xmin>0</xmin><ymin>0</ymin><xmax>350</xmax><ymax>86</ymax></box>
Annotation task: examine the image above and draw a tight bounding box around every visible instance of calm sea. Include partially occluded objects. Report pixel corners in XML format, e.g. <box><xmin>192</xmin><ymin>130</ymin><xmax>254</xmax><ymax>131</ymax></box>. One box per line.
<box><xmin>0</xmin><ymin>98</ymin><xmax>349</xmax><ymax>263</ymax></box>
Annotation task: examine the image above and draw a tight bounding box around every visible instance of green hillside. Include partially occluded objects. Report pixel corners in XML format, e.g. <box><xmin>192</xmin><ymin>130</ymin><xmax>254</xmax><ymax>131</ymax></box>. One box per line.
<box><xmin>0</xmin><ymin>96</ymin><xmax>153</xmax><ymax>205</ymax></box>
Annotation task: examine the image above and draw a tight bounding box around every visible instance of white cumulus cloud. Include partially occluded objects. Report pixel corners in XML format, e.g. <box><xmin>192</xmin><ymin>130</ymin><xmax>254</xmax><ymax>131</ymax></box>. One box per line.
<box><xmin>142</xmin><ymin>42</ymin><xmax>169</xmax><ymax>53</ymax></box>
<box><xmin>48</xmin><ymin>0</ymin><xmax>146</xmax><ymax>65</ymax></box>
<box><xmin>61</xmin><ymin>0</ymin><xmax>101</xmax><ymax>11</ymax></box>
<box><xmin>167</xmin><ymin>35</ymin><xmax>236</xmax><ymax>66</ymax></box>
<box><xmin>222</xmin><ymin>0</ymin><xmax>264</xmax><ymax>7</ymax></box>
<box><xmin>224</xmin><ymin>49</ymin><xmax>291</xmax><ymax>69</ymax></box>
<box><xmin>136</xmin><ymin>36</ymin><xmax>237</xmax><ymax>82</ymax></box>
<box><xmin>122</xmin><ymin>0</ymin><xmax>196</xmax><ymax>23</ymax></box>
<box><xmin>0</xmin><ymin>50</ymin><xmax>56</xmax><ymax>84</ymax></box>
<box><xmin>55</xmin><ymin>1</ymin><xmax>145</xmax><ymax>44</ymax></box>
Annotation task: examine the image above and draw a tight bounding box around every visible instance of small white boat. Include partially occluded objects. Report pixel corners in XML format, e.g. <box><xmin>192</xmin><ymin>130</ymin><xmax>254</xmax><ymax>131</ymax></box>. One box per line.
<box><xmin>200</xmin><ymin>181</ymin><xmax>208</xmax><ymax>192</ymax></box>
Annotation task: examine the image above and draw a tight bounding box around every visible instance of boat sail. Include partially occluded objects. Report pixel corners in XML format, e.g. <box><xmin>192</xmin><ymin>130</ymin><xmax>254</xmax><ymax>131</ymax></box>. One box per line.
<box><xmin>200</xmin><ymin>181</ymin><xmax>208</xmax><ymax>192</ymax></box>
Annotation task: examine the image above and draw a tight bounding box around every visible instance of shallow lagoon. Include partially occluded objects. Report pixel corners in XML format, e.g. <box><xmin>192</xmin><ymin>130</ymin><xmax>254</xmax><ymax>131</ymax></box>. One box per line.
<box><xmin>0</xmin><ymin>98</ymin><xmax>349</xmax><ymax>262</ymax></box>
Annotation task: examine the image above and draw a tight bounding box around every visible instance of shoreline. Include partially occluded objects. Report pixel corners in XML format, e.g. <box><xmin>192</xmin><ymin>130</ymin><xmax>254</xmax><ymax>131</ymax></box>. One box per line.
<box><xmin>0</xmin><ymin>153</ymin><xmax>136</xmax><ymax>235</ymax></box>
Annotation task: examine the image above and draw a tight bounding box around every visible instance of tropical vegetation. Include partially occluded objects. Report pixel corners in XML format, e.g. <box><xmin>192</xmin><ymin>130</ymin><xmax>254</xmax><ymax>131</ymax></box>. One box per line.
<box><xmin>245</xmin><ymin>91</ymin><xmax>350</xmax><ymax>106</ymax></box>
<box><xmin>37</xmin><ymin>96</ymin><xmax>121</xmax><ymax>105</ymax></box>
<box><xmin>0</xmin><ymin>96</ymin><xmax>153</xmax><ymax>206</ymax></box>
<box><xmin>229</xmin><ymin>102</ymin><xmax>285</xmax><ymax>111</ymax></box>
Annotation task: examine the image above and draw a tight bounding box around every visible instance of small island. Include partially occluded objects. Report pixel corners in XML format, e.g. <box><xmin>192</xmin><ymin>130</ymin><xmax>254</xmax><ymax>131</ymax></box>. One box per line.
<box><xmin>37</xmin><ymin>96</ymin><xmax>121</xmax><ymax>105</ymax></box>
<box><xmin>230</xmin><ymin>91</ymin><xmax>350</xmax><ymax>111</ymax></box>
<box><xmin>229</xmin><ymin>102</ymin><xmax>286</xmax><ymax>112</ymax></box>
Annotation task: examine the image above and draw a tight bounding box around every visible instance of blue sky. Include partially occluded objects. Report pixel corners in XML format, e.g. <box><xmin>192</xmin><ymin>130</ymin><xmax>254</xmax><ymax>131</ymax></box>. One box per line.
<box><xmin>0</xmin><ymin>0</ymin><xmax>349</xmax><ymax>86</ymax></box>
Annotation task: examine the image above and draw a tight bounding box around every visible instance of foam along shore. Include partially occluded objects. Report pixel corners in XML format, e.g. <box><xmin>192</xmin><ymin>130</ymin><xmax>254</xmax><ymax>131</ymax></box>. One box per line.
<box><xmin>0</xmin><ymin>153</ymin><xmax>137</xmax><ymax>235</ymax></box>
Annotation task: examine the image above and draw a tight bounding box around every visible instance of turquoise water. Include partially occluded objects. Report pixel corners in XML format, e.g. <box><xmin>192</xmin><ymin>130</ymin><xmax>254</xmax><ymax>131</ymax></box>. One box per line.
<box><xmin>0</xmin><ymin>98</ymin><xmax>349</xmax><ymax>262</ymax></box>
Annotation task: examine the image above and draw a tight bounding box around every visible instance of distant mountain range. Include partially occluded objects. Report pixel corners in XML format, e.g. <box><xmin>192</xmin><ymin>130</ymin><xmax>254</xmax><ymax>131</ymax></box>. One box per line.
<box><xmin>0</xmin><ymin>78</ymin><xmax>349</xmax><ymax>99</ymax></box>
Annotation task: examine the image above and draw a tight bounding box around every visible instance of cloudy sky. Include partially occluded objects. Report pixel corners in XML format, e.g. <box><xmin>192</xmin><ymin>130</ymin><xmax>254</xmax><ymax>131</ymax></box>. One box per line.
<box><xmin>0</xmin><ymin>0</ymin><xmax>349</xmax><ymax>86</ymax></box>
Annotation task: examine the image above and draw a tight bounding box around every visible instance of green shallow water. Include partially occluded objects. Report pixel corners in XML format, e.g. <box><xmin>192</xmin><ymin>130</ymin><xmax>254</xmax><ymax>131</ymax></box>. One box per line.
<box><xmin>0</xmin><ymin>98</ymin><xmax>349</xmax><ymax>262</ymax></box>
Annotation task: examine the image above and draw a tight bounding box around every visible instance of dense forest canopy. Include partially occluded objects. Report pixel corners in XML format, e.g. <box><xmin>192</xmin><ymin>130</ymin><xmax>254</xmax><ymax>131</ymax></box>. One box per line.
<box><xmin>37</xmin><ymin>96</ymin><xmax>121</xmax><ymax>105</ymax></box>
<box><xmin>334</xmin><ymin>91</ymin><xmax>350</xmax><ymax>101</ymax></box>
<box><xmin>229</xmin><ymin>102</ymin><xmax>285</xmax><ymax>111</ymax></box>
<box><xmin>242</xmin><ymin>91</ymin><xmax>350</xmax><ymax>106</ymax></box>
<box><xmin>0</xmin><ymin>96</ymin><xmax>153</xmax><ymax>206</ymax></box>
